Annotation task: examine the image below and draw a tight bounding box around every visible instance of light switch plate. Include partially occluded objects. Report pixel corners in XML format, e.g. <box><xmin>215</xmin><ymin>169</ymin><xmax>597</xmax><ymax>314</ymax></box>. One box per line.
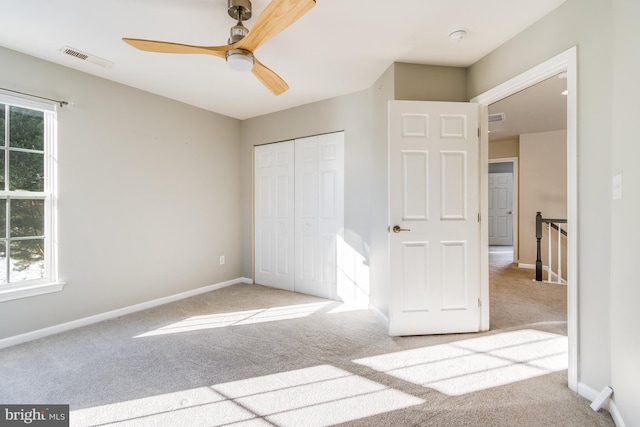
<box><xmin>612</xmin><ymin>173</ymin><xmax>623</xmax><ymax>200</ymax></box>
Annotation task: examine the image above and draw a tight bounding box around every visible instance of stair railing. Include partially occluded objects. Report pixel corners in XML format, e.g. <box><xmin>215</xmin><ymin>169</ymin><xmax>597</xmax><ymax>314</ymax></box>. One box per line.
<box><xmin>536</xmin><ymin>211</ymin><xmax>567</xmax><ymax>282</ymax></box>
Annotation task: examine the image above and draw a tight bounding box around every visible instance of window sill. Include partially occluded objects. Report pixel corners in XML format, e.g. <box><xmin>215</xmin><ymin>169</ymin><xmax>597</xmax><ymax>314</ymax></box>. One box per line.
<box><xmin>0</xmin><ymin>281</ymin><xmax>66</xmax><ymax>302</ymax></box>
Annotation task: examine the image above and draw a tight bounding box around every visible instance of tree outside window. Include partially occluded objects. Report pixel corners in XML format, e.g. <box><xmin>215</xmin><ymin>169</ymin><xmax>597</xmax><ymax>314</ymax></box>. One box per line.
<box><xmin>0</xmin><ymin>104</ymin><xmax>47</xmax><ymax>284</ymax></box>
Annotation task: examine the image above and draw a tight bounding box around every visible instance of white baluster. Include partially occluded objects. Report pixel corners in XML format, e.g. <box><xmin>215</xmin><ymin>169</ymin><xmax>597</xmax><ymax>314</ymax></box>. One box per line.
<box><xmin>557</xmin><ymin>223</ymin><xmax>562</xmax><ymax>284</ymax></box>
<box><xmin>548</xmin><ymin>224</ymin><xmax>552</xmax><ymax>282</ymax></box>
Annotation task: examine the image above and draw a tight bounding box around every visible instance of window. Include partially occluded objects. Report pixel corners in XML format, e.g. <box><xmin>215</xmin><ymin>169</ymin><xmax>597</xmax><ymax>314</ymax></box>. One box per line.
<box><xmin>0</xmin><ymin>93</ymin><xmax>62</xmax><ymax>302</ymax></box>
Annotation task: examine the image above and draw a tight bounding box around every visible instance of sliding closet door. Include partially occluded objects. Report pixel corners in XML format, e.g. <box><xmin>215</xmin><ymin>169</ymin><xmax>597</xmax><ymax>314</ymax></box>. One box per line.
<box><xmin>254</xmin><ymin>141</ymin><xmax>295</xmax><ymax>291</ymax></box>
<box><xmin>295</xmin><ymin>133</ymin><xmax>344</xmax><ymax>299</ymax></box>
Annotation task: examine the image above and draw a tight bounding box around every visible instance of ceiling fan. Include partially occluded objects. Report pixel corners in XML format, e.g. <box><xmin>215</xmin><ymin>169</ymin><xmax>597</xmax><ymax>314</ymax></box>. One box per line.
<box><xmin>122</xmin><ymin>0</ymin><xmax>315</xmax><ymax>96</ymax></box>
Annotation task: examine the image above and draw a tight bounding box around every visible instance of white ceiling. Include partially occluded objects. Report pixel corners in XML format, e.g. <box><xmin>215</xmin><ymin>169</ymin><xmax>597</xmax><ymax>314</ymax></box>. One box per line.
<box><xmin>489</xmin><ymin>73</ymin><xmax>568</xmax><ymax>141</ymax></box>
<box><xmin>0</xmin><ymin>0</ymin><xmax>566</xmax><ymax>120</ymax></box>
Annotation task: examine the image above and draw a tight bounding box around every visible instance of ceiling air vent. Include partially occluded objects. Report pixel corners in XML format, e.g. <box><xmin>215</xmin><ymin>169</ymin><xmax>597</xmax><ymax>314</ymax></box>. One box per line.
<box><xmin>488</xmin><ymin>112</ymin><xmax>506</xmax><ymax>123</ymax></box>
<box><xmin>59</xmin><ymin>46</ymin><xmax>114</xmax><ymax>68</ymax></box>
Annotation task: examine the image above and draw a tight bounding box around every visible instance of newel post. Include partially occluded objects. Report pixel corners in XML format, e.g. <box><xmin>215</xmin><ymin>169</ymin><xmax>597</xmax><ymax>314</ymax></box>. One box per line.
<box><xmin>536</xmin><ymin>212</ymin><xmax>543</xmax><ymax>281</ymax></box>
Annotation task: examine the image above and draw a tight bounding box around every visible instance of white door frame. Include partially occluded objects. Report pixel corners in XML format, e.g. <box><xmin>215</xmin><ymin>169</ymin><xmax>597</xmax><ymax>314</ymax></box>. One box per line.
<box><xmin>471</xmin><ymin>46</ymin><xmax>578</xmax><ymax>392</ymax></box>
<box><xmin>488</xmin><ymin>157</ymin><xmax>519</xmax><ymax>260</ymax></box>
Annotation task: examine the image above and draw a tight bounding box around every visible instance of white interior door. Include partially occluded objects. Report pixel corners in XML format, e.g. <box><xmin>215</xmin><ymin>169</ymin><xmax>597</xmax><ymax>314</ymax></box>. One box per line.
<box><xmin>254</xmin><ymin>141</ymin><xmax>295</xmax><ymax>291</ymax></box>
<box><xmin>388</xmin><ymin>101</ymin><xmax>480</xmax><ymax>336</ymax></box>
<box><xmin>488</xmin><ymin>172</ymin><xmax>514</xmax><ymax>245</ymax></box>
<box><xmin>295</xmin><ymin>133</ymin><xmax>344</xmax><ymax>300</ymax></box>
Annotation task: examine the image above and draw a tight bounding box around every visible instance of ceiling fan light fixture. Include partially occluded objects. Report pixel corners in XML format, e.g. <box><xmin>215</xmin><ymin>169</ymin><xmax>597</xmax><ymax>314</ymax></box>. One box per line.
<box><xmin>123</xmin><ymin>0</ymin><xmax>316</xmax><ymax>95</ymax></box>
<box><xmin>226</xmin><ymin>49</ymin><xmax>254</xmax><ymax>72</ymax></box>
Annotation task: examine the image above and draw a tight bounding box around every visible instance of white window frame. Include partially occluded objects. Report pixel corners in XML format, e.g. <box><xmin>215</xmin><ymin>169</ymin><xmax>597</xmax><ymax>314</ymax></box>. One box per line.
<box><xmin>0</xmin><ymin>93</ymin><xmax>64</xmax><ymax>302</ymax></box>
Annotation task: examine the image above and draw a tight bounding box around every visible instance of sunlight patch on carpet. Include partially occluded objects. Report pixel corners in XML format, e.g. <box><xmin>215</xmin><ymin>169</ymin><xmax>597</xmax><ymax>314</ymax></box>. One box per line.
<box><xmin>212</xmin><ymin>365</ymin><xmax>424</xmax><ymax>426</ymax></box>
<box><xmin>134</xmin><ymin>302</ymin><xmax>332</xmax><ymax>337</ymax></box>
<box><xmin>70</xmin><ymin>386</ymin><xmax>264</xmax><ymax>427</ymax></box>
<box><xmin>70</xmin><ymin>365</ymin><xmax>423</xmax><ymax>427</ymax></box>
<box><xmin>325</xmin><ymin>303</ymin><xmax>368</xmax><ymax>314</ymax></box>
<box><xmin>353</xmin><ymin>329</ymin><xmax>567</xmax><ymax>396</ymax></box>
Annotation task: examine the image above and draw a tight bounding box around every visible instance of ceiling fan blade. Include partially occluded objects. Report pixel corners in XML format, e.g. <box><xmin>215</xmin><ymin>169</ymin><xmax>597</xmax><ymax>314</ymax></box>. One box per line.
<box><xmin>252</xmin><ymin>58</ymin><xmax>289</xmax><ymax>96</ymax></box>
<box><xmin>122</xmin><ymin>38</ymin><xmax>228</xmax><ymax>59</ymax></box>
<box><xmin>237</xmin><ymin>0</ymin><xmax>315</xmax><ymax>52</ymax></box>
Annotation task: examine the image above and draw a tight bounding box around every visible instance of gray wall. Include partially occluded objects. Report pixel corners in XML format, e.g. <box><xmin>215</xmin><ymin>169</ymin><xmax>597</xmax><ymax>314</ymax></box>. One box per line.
<box><xmin>368</xmin><ymin>64</ymin><xmax>395</xmax><ymax>313</ymax></box>
<box><xmin>0</xmin><ymin>46</ymin><xmax>243</xmax><ymax>339</ymax></box>
<box><xmin>239</xmin><ymin>90</ymin><xmax>377</xmax><ymax>307</ymax></box>
<box><xmin>3</xmin><ymin>0</ymin><xmax>637</xmax><ymax>422</ymax></box>
<box><xmin>468</xmin><ymin>0</ymin><xmax>616</xmax><ymax>410</ymax></box>
<box><xmin>240</xmin><ymin>63</ymin><xmax>468</xmax><ymax>317</ymax></box>
<box><xmin>488</xmin><ymin>162</ymin><xmax>513</xmax><ymax>174</ymax></box>
<box><xmin>610</xmin><ymin>0</ymin><xmax>640</xmax><ymax>425</ymax></box>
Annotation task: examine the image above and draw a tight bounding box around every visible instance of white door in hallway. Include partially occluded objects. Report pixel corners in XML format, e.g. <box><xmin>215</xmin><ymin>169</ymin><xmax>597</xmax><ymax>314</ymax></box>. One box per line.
<box><xmin>488</xmin><ymin>172</ymin><xmax>514</xmax><ymax>245</ymax></box>
<box><xmin>254</xmin><ymin>141</ymin><xmax>295</xmax><ymax>291</ymax></box>
<box><xmin>388</xmin><ymin>101</ymin><xmax>480</xmax><ymax>336</ymax></box>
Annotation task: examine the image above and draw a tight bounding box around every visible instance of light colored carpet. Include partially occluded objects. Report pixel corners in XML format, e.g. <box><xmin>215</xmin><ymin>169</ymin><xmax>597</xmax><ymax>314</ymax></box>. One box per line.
<box><xmin>0</xmin><ymin>251</ymin><xmax>614</xmax><ymax>426</ymax></box>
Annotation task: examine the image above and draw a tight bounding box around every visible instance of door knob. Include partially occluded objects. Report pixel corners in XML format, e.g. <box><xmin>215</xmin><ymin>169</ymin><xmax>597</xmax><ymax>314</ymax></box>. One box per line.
<box><xmin>393</xmin><ymin>225</ymin><xmax>411</xmax><ymax>233</ymax></box>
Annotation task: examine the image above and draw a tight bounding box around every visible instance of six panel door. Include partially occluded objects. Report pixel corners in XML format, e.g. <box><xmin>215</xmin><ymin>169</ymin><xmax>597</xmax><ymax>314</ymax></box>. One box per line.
<box><xmin>388</xmin><ymin>101</ymin><xmax>480</xmax><ymax>336</ymax></box>
<box><xmin>254</xmin><ymin>141</ymin><xmax>295</xmax><ymax>291</ymax></box>
<box><xmin>488</xmin><ymin>172</ymin><xmax>514</xmax><ymax>245</ymax></box>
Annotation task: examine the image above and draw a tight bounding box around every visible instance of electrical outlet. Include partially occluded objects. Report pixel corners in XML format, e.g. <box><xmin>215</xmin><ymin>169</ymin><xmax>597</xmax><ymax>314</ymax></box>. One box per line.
<box><xmin>219</xmin><ymin>255</ymin><xmax>225</xmax><ymax>265</ymax></box>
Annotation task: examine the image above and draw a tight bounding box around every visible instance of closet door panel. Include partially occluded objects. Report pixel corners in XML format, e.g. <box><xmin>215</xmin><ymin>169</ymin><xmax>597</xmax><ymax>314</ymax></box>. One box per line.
<box><xmin>295</xmin><ymin>133</ymin><xmax>344</xmax><ymax>299</ymax></box>
<box><xmin>254</xmin><ymin>141</ymin><xmax>295</xmax><ymax>291</ymax></box>
<box><xmin>317</xmin><ymin>132</ymin><xmax>344</xmax><ymax>300</ymax></box>
<box><xmin>295</xmin><ymin>136</ymin><xmax>319</xmax><ymax>294</ymax></box>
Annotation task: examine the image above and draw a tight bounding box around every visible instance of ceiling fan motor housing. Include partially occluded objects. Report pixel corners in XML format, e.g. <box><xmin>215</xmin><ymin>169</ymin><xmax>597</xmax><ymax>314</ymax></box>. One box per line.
<box><xmin>228</xmin><ymin>0</ymin><xmax>252</xmax><ymax>20</ymax></box>
<box><xmin>227</xmin><ymin>0</ymin><xmax>252</xmax><ymax>44</ymax></box>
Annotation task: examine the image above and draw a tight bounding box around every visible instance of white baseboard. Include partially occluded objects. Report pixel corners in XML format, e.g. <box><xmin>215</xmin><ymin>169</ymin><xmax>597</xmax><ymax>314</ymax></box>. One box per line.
<box><xmin>518</xmin><ymin>263</ymin><xmax>567</xmax><ymax>284</ymax></box>
<box><xmin>609</xmin><ymin>400</ymin><xmax>627</xmax><ymax>427</ymax></box>
<box><xmin>0</xmin><ymin>277</ymin><xmax>252</xmax><ymax>350</ymax></box>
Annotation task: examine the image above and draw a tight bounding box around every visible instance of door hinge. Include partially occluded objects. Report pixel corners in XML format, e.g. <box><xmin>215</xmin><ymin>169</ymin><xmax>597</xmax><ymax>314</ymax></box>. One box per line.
<box><xmin>478</xmin><ymin>127</ymin><xmax>480</xmax><ymax>137</ymax></box>
<box><xmin>478</xmin><ymin>213</ymin><xmax>481</xmax><ymax>222</ymax></box>
<box><xmin>478</xmin><ymin>298</ymin><xmax>482</xmax><ymax>307</ymax></box>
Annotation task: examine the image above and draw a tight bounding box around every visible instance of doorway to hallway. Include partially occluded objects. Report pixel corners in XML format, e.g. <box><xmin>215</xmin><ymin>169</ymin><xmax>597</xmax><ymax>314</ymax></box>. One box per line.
<box><xmin>473</xmin><ymin>47</ymin><xmax>577</xmax><ymax>390</ymax></box>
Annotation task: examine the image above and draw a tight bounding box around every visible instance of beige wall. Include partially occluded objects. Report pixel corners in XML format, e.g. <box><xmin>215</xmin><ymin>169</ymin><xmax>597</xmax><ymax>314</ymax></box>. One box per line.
<box><xmin>518</xmin><ymin>131</ymin><xmax>567</xmax><ymax>279</ymax></box>
<box><xmin>610</xmin><ymin>0</ymin><xmax>640</xmax><ymax>425</ymax></box>
<box><xmin>0</xmin><ymin>46</ymin><xmax>242</xmax><ymax>339</ymax></box>
<box><xmin>394</xmin><ymin>63</ymin><xmax>467</xmax><ymax>102</ymax></box>
<box><xmin>489</xmin><ymin>137</ymin><xmax>519</xmax><ymax>159</ymax></box>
